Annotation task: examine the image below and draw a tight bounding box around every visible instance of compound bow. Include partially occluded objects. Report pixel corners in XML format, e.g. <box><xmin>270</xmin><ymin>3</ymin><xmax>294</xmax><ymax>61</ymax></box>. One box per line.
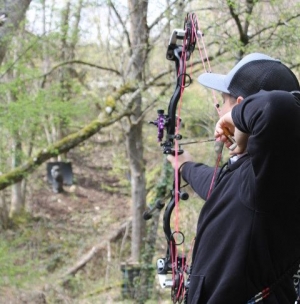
<box><xmin>144</xmin><ymin>13</ymin><xmax>202</xmax><ymax>303</ymax></box>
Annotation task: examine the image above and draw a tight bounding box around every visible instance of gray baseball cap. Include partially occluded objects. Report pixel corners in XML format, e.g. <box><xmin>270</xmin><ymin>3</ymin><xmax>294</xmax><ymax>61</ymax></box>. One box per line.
<box><xmin>198</xmin><ymin>53</ymin><xmax>299</xmax><ymax>98</ymax></box>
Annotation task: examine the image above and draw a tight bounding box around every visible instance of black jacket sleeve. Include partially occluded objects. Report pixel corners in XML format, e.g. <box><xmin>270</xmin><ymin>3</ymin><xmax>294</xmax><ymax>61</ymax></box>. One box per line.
<box><xmin>182</xmin><ymin>162</ymin><xmax>220</xmax><ymax>200</ymax></box>
<box><xmin>232</xmin><ymin>90</ymin><xmax>300</xmax><ymax>212</ymax></box>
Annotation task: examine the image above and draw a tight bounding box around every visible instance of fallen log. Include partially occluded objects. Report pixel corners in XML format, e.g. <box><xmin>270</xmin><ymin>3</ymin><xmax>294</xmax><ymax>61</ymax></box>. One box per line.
<box><xmin>61</xmin><ymin>220</ymin><xmax>131</xmax><ymax>283</ymax></box>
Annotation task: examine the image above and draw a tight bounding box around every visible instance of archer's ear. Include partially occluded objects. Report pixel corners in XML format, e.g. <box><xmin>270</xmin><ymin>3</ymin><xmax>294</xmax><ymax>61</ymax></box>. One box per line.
<box><xmin>237</xmin><ymin>96</ymin><xmax>244</xmax><ymax>104</ymax></box>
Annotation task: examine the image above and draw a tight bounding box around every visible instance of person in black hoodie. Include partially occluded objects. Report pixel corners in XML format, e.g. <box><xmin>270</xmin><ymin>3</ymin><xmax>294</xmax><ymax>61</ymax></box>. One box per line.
<box><xmin>167</xmin><ymin>53</ymin><xmax>300</xmax><ymax>303</ymax></box>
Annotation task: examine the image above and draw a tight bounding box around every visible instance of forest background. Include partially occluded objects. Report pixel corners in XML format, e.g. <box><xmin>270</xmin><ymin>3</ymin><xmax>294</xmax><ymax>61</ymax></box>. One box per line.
<box><xmin>0</xmin><ymin>0</ymin><xmax>299</xmax><ymax>303</ymax></box>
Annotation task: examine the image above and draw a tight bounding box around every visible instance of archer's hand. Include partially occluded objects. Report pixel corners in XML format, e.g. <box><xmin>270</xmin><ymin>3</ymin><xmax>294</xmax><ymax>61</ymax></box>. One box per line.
<box><xmin>215</xmin><ymin>111</ymin><xmax>249</xmax><ymax>155</ymax></box>
<box><xmin>166</xmin><ymin>150</ymin><xmax>193</xmax><ymax>171</ymax></box>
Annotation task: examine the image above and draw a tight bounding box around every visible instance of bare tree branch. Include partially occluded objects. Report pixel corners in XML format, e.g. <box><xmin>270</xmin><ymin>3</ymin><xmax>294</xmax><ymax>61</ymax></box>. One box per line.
<box><xmin>40</xmin><ymin>59</ymin><xmax>122</xmax><ymax>88</ymax></box>
<box><xmin>108</xmin><ymin>0</ymin><xmax>131</xmax><ymax>52</ymax></box>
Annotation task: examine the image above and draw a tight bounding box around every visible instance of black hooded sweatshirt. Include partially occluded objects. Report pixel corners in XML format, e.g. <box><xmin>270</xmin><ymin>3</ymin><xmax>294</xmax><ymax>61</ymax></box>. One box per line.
<box><xmin>182</xmin><ymin>90</ymin><xmax>300</xmax><ymax>304</ymax></box>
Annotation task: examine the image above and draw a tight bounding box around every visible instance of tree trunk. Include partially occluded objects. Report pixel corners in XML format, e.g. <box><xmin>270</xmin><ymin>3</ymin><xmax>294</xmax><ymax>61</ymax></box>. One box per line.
<box><xmin>8</xmin><ymin>40</ymin><xmax>25</xmax><ymax>218</ymax></box>
<box><xmin>126</xmin><ymin>0</ymin><xmax>149</xmax><ymax>265</ymax></box>
<box><xmin>0</xmin><ymin>0</ymin><xmax>32</xmax><ymax>65</ymax></box>
<box><xmin>59</xmin><ymin>0</ymin><xmax>83</xmax><ymax>161</ymax></box>
<box><xmin>0</xmin><ymin>190</ymin><xmax>9</xmax><ymax>229</ymax></box>
<box><xmin>0</xmin><ymin>0</ymin><xmax>33</xmax><ymax>220</ymax></box>
<box><xmin>123</xmin><ymin>0</ymin><xmax>149</xmax><ymax>301</ymax></box>
<box><xmin>125</xmin><ymin>112</ymin><xmax>146</xmax><ymax>263</ymax></box>
<box><xmin>10</xmin><ymin>137</ymin><xmax>25</xmax><ymax>217</ymax></box>
<box><xmin>0</xmin><ymin>0</ymin><xmax>45</xmax><ymax>220</ymax></box>
<box><xmin>137</xmin><ymin>158</ymin><xmax>173</xmax><ymax>302</ymax></box>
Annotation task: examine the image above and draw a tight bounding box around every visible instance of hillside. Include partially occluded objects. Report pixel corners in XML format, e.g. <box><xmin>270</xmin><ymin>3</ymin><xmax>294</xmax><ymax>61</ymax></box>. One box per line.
<box><xmin>0</xmin><ymin>133</ymin><xmax>139</xmax><ymax>304</ymax></box>
<box><xmin>0</xmin><ymin>125</ymin><xmax>209</xmax><ymax>304</ymax></box>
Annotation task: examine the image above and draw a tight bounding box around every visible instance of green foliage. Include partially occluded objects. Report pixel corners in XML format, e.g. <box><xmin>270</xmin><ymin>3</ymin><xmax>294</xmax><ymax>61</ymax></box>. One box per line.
<box><xmin>106</xmin><ymin>148</ymin><xmax>131</xmax><ymax>191</ymax></box>
<box><xmin>146</xmin><ymin>158</ymin><xmax>172</xmax><ymax>203</ymax></box>
<box><xmin>0</xmin><ymin>233</ymin><xmax>43</xmax><ymax>288</ymax></box>
<box><xmin>178</xmin><ymin>83</ymin><xmax>218</xmax><ymax>140</ymax></box>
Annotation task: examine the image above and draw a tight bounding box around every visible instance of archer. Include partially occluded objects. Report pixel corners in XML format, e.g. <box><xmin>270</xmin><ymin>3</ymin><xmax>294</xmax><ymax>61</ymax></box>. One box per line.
<box><xmin>167</xmin><ymin>52</ymin><xmax>300</xmax><ymax>303</ymax></box>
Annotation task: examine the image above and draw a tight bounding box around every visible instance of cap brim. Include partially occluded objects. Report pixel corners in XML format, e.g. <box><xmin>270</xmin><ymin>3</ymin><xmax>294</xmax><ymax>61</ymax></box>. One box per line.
<box><xmin>197</xmin><ymin>73</ymin><xmax>230</xmax><ymax>94</ymax></box>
